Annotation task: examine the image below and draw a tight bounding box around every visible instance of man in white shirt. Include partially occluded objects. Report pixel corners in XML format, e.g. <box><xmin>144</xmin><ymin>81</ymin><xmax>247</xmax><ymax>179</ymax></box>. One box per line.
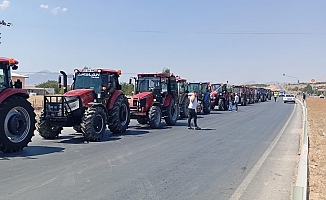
<box><xmin>188</xmin><ymin>91</ymin><xmax>201</xmax><ymax>130</ymax></box>
<box><xmin>234</xmin><ymin>93</ymin><xmax>239</xmax><ymax>112</ymax></box>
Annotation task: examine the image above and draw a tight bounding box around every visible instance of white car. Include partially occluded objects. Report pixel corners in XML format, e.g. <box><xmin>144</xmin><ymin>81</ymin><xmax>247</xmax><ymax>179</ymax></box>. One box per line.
<box><xmin>283</xmin><ymin>94</ymin><xmax>295</xmax><ymax>103</ymax></box>
<box><xmin>320</xmin><ymin>94</ymin><xmax>324</xmax><ymax>98</ymax></box>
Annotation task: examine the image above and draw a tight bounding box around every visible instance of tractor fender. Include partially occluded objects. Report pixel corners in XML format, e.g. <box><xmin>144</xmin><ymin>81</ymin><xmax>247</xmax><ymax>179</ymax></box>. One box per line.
<box><xmin>0</xmin><ymin>88</ymin><xmax>29</xmax><ymax>104</ymax></box>
<box><xmin>108</xmin><ymin>90</ymin><xmax>124</xmax><ymax>110</ymax></box>
<box><xmin>163</xmin><ymin>94</ymin><xmax>172</xmax><ymax>107</ymax></box>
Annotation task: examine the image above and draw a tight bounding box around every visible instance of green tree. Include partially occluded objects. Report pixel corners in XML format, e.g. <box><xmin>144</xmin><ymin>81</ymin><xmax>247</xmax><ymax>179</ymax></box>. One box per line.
<box><xmin>302</xmin><ymin>84</ymin><xmax>313</xmax><ymax>94</ymax></box>
<box><xmin>293</xmin><ymin>86</ymin><xmax>299</xmax><ymax>91</ymax></box>
<box><xmin>121</xmin><ymin>82</ymin><xmax>134</xmax><ymax>96</ymax></box>
<box><xmin>162</xmin><ymin>67</ymin><xmax>170</xmax><ymax>73</ymax></box>
<box><xmin>83</xmin><ymin>66</ymin><xmax>90</xmax><ymax>70</ymax></box>
<box><xmin>36</xmin><ymin>80</ymin><xmax>60</xmax><ymax>94</ymax></box>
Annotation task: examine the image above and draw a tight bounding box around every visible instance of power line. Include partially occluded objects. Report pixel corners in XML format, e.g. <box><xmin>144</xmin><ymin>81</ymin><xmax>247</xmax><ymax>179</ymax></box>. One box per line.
<box><xmin>12</xmin><ymin>24</ymin><xmax>326</xmax><ymax>35</ymax></box>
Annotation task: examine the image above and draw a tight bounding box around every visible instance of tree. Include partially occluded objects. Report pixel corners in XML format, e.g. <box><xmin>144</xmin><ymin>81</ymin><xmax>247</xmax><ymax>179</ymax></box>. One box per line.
<box><xmin>302</xmin><ymin>84</ymin><xmax>313</xmax><ymax>94</ymax></box>
<box><xmin>162</xmin><ymin>67</ymin><xmax>170</xmax><ymax>73</ymax></box>
<box><xmin>121</xmin><ymin>82</ymin><xmax>134</xmax><ymax>96</ymax></box>
<box><xmin>36</xmin><ymin>80</ymin><xmax>60</xmax><ymax>94</ymax></box>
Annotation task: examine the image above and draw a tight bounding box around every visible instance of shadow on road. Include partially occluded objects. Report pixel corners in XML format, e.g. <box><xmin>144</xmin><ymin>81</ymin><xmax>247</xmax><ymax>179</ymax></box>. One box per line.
<box><xmin>57</xmin><ymin>132</ymin><xmax>121</xmax><ymax>144</ymax></box>
<box><xmin>0</xmin><ymin>146</ymin><xmax>65</xmax><ymax>160</ymax></box>
<box><xmin>121</xmin><ymin>130</ymin><xmax>150</xmax><ymax>136</ymax></box>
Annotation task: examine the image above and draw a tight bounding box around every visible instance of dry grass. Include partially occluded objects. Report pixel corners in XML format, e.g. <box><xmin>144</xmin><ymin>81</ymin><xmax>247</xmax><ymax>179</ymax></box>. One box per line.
<box><xmin>28</xmin><ymin>95</ymin><xmax>44</xmax><ymax>115</ymax></box>
<box><xmin>307</xmin><ymin>97</ymin><xmax>326</xmax><ymax>199</ymax></box>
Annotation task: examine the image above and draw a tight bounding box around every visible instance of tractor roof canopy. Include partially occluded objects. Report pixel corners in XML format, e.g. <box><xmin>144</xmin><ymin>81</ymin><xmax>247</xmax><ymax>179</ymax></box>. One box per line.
<box><xmin>176</xmin><ymin>77</ymin><xmax>187</xmax><ymax>82</ymax></box>
<box><xmin>0</xmin><ymin>57</ymin><xmax>19</xmax><ymax>65</ymax></box>
<box><xmin>137</xmin><ymin>73</ymin><xmax>171</xmax><ymax>78</ymax></box>
<box><xmin>74</xmin><ymin>68</ymin><xmax>122</xmax><ymax>75</ymax></box>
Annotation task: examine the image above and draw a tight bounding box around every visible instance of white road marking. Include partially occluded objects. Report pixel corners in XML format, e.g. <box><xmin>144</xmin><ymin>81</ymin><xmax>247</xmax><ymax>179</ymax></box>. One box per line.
<box><xmin>229</xmin><ymin>103</ymin><xmax>297</xmax><ymax>200</ymax></box>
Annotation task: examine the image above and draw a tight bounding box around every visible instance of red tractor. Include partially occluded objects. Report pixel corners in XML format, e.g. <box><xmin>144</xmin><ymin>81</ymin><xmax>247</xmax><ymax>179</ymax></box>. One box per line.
<box><xmin>176</xmin><ymin>77</ymin><xmax>189</xmax><ymax>118</ymax></box>
<box><xmin>247</xmin><ymin>86</ymin><xmax>255</xmax><ymax>104</ymax></box>
<box><xmin>0</xmin><ymin>57</ymin><xmax>36</xmax><ymax>153</ymax></box>
<box><xmin>232</xmin><ymin>85</ymin><xmax>248</xmax><ymax>106</ymax></box>
<box><xmin>37</xmin><ymin>68</ymin><xmax>130</xmax><ymax>141</ymax></box>
<box><xmin>210</xmin><ymin>83</ymin><xmax>229</xmax><ymax>111</ymax></box>
<box><xmin>129</xmin><ymin>73</ymin><xmax>179</xmax><ymax>128</ymax></box>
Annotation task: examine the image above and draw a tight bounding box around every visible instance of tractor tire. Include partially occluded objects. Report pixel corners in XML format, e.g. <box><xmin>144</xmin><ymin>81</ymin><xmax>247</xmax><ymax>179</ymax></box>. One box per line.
<box><xmin>203</xmin><ymin>99</ymin><xmax>211</xmax><ymax>114</ymax></box>
<box><xmin>37</xmin><ymin>110</ymin><xmax>62</xmax><ymax>139</ymax></box>
<box><xmin>137</xmin><ymin>116</ymin><xmax>148</xmax><ymax>124</ymax></box>
<box><xmin>73</xmin><ymin>125</ymin><xmax>83</xmax><ymax>133</ymax></box>
<box><xmin>180</xmin><ymin>98</ymin><xmax>190</xmax><ymax>118</ymax></box>
<box><xmin>0</xmin><ymin>96</ymin><xmax>36</xmax><ymax>153</ymax></box>
<box><xmin>149</xmin><ymin>106</ymin><xmax>161</xmax><ymax>129</ymax></box>
<box><xmin>218</xmin><ymin>99</ymin><xmax>224</xmax><ymax>111</ymax></box>
<box><xmin>81</xmin><ymin>106</ymin><xmax>106</xmax><ymax>141</ymax></box>
<box><xmin>164</xmin><ymin>98</ymin><xmax>178</xmax><ymax>125</ymax></box>
<box><xmin>108</xmin><ymin>95</ymin><xmax>130</xmax><ymax>134</ymax></box>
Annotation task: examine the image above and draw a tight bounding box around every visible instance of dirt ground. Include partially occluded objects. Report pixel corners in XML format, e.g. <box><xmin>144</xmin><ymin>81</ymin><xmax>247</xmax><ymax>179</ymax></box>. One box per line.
<box><xmin>28</xmin><ymin>95</ymin><xmax>45</xmax><ymax>115</ymax></box>
<box><xmin>307</xmin><ymin>97</ymin><xmax>326</xmax><ymax>199</ymax></box>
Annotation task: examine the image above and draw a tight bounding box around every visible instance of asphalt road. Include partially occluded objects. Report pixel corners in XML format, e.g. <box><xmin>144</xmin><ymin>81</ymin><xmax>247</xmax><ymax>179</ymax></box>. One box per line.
<box><xmin>0</xmin><ymin>98</ymin><xmax>301</xmax><ymax>200</ymax></box>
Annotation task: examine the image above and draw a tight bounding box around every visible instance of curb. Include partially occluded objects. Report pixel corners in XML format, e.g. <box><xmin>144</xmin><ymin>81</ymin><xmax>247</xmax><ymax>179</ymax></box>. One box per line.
<box><xmin>292</xmin><ymin>100</ymin><xmax>308</xmax><ymax>200</ymax></box>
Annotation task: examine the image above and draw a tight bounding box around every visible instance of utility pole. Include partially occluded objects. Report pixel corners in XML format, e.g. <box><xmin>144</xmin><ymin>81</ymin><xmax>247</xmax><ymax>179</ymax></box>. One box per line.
<box><xmin>0</xmin><ymin>20</ymin><xmax>13</xmax><ymax>44</ymax></box>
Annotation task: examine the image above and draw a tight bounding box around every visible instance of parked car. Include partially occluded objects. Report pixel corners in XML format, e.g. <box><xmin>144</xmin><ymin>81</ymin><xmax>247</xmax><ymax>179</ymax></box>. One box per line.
<box><xmin>283</xmin><ymin>94</ymin><xmax>295</xmax><ymax>103</ymax></box>
<box><xmin>320</xmin><ymin>94</ymin><xmax>325</xmax><ymax>98</ymax></box>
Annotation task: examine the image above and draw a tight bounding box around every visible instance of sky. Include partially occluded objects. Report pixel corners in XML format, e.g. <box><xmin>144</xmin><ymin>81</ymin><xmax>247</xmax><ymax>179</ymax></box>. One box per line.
<box><xmin>1</xmin><ymin>0</ymin><xmax>326</xmax><ymax>85</ymax></box>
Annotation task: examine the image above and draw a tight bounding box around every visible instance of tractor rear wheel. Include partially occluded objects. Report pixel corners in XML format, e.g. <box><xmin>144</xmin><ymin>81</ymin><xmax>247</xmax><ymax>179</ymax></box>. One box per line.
<box><xmin>0</xmin><ymin>96</ymin><xmax>36</xmax><ymax>153</ymax></box>
<box><xmin>218</xmin><ymin>99</ymin><xmax>224</xmax><ymax>111</ymax></box>
<box><xmin>108</xmin><ymin>95</ymin><xmax>130</xmax><ymax>134</ymax></box>
<box><xmin>81</xmin><ymin>107</ymin><xmax>106</xmax><ymax>141</ymax></box>
<box><xmin>37</xmin><ymin>110</ymin><xmax>62</xmax><ymax>139</ymax></box>
<box><xmin>149</xmin><ymin>106</ymin><xmax>161</xmax><ymax>129</ymax></box>
<box><xmin>164</xmin><ymin>98</ymin><xmax>178</xmax><ymax>125</ymax></box>
<box><xmin>180</xmin><ymin>97</ymin><xmax>190</xmax><ymax>118</ymax></box>
<box><xmin>73</xmin><ymin>125</ymin><xmax>82</xmax><ymax>133</ymax></box>
<box><xmin>137</xmin><ymin>116</ymin><xmax>148</xmax><ymax>124</ymax></box>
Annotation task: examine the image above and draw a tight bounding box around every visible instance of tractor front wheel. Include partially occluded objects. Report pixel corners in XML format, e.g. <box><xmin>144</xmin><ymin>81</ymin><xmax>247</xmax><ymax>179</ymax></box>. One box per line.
<box><xmin>81</xmin><ymin>107</ymin><xmax>106</xmax><ymax>141</ymax></box>
<box><xmin>37</xmin><ymin>110</ymin><xmax>62</xmax><ymax>139</ymax></box>
<box><xmin>108</xmin><ymin>95</ymin><xmax>130</xmax><ymax>134</ymax></box>
<box><xmin>180</xmin><ymin>97</ymin><xmax>190</xmax><ymax>118</ymax></box>
<box><xmin>0</xmin><ymin>96</ymin><xmax>36</xmax><ymax>153</ymax></box>
<box><xmin>149</xmin><ymin>106</ymin><xmax>162</xmax><ymax>129</ymax></box>
<box><xmin>164</xmin><ymin>98</ymin><xmax>178</xmax><ymax>125</ymax></box>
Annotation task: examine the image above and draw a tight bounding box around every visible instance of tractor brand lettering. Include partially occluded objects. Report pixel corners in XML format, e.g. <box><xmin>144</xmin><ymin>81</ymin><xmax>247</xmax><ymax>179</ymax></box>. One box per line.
<box><xmin>77</xmin><ymin>73</ymin><xmax>100</xmax><ymax>78</ymax></box>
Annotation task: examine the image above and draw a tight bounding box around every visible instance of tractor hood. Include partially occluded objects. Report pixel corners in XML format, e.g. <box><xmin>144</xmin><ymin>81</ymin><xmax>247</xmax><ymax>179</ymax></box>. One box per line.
<box><xmin>132</xmin><ymin>92</ymin><xmax>153</xmax><ymax>100</ymax></box>
<box><xmin>64</xmin><ymin>89</ymin><xmax>94</xmax><ymax>107</ymax></box>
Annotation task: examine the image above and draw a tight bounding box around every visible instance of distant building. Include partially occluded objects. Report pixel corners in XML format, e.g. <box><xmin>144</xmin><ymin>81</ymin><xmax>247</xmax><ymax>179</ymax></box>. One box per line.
<box><xmin>11</xmin><ymin>72</ymin><xmax>28</xmax><ymax>88</ymax></box>
<box><xmin>24</xmin><ymin>86</ymin><xmax>55</xmax><ymax>95</ymax></box>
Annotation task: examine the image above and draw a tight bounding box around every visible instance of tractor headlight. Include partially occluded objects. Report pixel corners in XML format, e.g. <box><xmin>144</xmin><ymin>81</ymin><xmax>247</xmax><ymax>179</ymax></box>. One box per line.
<box><xmin>65</xmin><ymin>97</ymin><xmax>80</xmax><ymax>112</ymax></box>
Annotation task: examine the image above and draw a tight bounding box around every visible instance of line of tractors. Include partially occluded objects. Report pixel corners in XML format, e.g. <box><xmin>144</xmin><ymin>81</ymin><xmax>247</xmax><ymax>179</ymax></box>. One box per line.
<box><xmin>0</xmin><ymin>57</ymin><xmax>274</xmax><ymax>153</ymax></box>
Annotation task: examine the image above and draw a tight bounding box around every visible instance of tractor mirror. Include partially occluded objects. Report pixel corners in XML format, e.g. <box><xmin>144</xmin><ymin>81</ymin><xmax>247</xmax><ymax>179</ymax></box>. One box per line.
<box><xmin>129</xmin><ymin>78</ymin><xmax>132</xmax><ymax>85</ymax></box>
<box><xmin>11</xmin><ymin>65</ymin><xmax>18</xmax><ymax>70</ymax></box>
<box><xmin>58</xmin><ymin>76</ymin><xmax>62</xmax><ymax>89</ymax></box>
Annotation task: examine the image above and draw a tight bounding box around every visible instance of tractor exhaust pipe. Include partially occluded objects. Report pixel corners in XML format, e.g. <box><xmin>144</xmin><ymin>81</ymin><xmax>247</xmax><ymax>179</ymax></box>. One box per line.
<box><xmin>60</xmin><ymin>71</ymin><xmax>68</xmax><ymax>93</ymax></box>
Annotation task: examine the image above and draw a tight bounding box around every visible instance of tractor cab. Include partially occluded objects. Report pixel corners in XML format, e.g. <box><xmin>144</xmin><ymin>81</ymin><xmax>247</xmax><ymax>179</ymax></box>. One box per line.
<box><xmin>129</xmin><ymin>72</ymin><xmax>179</xmax><ymax>128</ymax></box>
<box><xmin>232</xmin><ymin>85</ymin><xmax>248</xmax><ymax>106</ymax></box>
<box><xmin>187</xmin><ymin>82</ymin><xmax>211</xmax><ymax>114</ymax></box>
<box><xmin>0</xmin><ymin>57</ymin><xmax>21</xmax><ymax>92</ymax></box>
<box><xmin>210</xmin><ymin>83</ymin><xmax>229</xmax><ymax>111</ymax></box>
<box><xmin>176</xmin><ymin>77</ymin><xmax>189</xmax><ymax>118</ymax></box>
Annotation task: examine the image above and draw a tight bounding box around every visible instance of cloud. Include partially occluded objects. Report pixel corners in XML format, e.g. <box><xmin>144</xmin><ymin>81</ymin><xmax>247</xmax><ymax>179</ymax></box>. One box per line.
<box><xmin>51</xmin><ymin>6</ymin><xmax>68</xmax><ymax>14</ymax></box>
<box><xmin>39</xmin><ymin>4</ymin><xmax>49</xmax><ymax>9</ymax></box>
<box><xmin>0</xmin><ymin>0</ymin><xmax>10</xmax><ymax>10</ymax></box>
<box><xmin>51</xmin><ymin>7</ymin><xmax>61</xmax><ymax>14</ymax></box>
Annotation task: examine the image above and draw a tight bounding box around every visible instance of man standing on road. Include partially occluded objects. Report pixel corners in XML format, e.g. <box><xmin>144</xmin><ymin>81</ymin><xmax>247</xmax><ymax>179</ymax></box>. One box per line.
<box><xmin>229</xmin><ymin>93</ymin><xmax>234</xmax><ymax>112</ymax></box>
<box><xmin>303</xmin><ymin>92</ymin><xmax>306</xmax><ymax>103</ymax></box>
<box><xmin>188</xmin><ymin>91</ymin><xmax>201</xmax><ymax>130</ymax></box>
<box><xmin>234</xmin><ymin>93</ymin><xmax>239</xmax><ymax>112</ymax></box>
<box><xmin>274</xmin><ymin>91</ymin><xmax>278</xmax><ymax>102</ymax></box>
